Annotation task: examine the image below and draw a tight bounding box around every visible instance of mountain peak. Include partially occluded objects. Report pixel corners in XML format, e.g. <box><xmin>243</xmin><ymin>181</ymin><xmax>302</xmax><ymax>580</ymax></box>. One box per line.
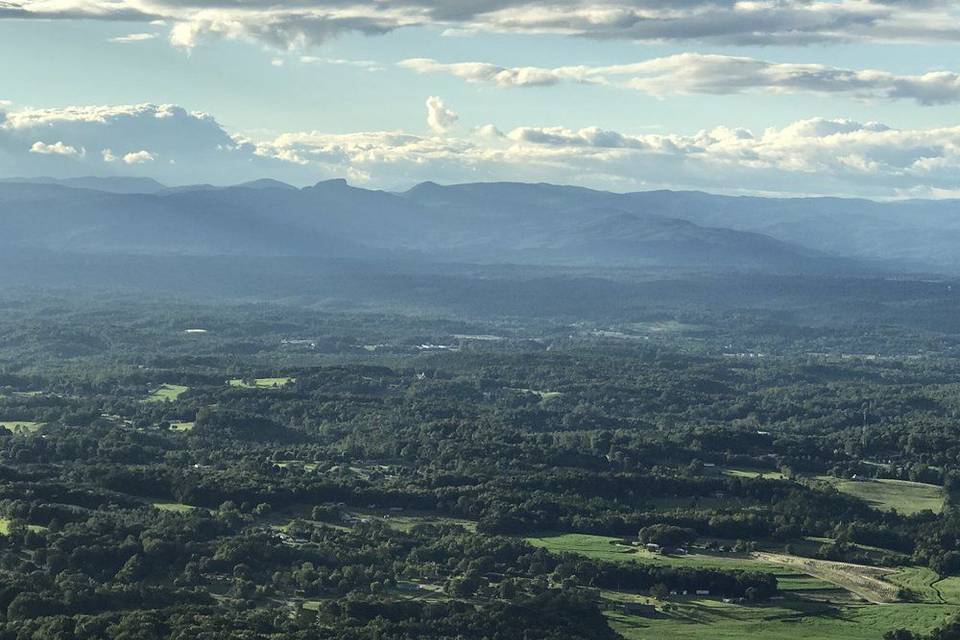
<box><xmin>236</xmin><ymin>178</ymin><xmax>296</xmax><ymax>191</ymax></box>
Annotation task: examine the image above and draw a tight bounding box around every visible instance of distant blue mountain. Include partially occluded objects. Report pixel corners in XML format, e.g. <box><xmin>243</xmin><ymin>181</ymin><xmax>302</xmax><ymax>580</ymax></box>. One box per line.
<box><xmin>0</xmin><ymin>177</ymin><xmax>956</xmax><ymax>272</ymax></box>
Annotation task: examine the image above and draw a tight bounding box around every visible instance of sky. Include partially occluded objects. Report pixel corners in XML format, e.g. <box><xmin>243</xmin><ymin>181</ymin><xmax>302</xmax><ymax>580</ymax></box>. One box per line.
<box><xmin>2</xmin><ymin>1</ymin><xmax>960</xmax><ymax>198</ymax></box>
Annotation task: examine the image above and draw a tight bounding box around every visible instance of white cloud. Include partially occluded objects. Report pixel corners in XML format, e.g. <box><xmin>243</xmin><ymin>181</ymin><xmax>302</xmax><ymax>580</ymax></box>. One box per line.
<box><xmin>29</xmin><ymin>141</ymin><xmax>84</xmax><ymax>156</ymax></box>
<box><xmin>6</xmin><ymin>99</ymin><xmax>960</xmax><ymax>198</ymax></box>
<box><xmin>5</xmin><ymin>1</ymin><xmax>960</xmax><ymax>51</ymax></box>
<box><xmin>109</xmin><ymin>32</ymin><xmax>156</xmax><ymax>43</ymax></box>
<box><xmin>0</xmin><ymin>102</ymin><xmax>276</xmax><ymax>183</ymax></box>
<box><xmin>298</xmin><ymin>56</ymin><xmax>382</xmax><ymax>70</ymax></box>
<box><xmin>250</xmin><ymin>115</ymin><xmax>960</xmax><ymax>197</ymax></box>
<box><xmin>426</xmin><ymin>96</ymin><xmax>458</xmax><ymax>133</ymax></box>
<box><xmin>122</xmin><ymin>149</ymin><xmax>155</xmax><ymax>164</ymax></box>
<box><xmin>402</xmin><ymin>53</ymin><xmax>960</xmax><ymax>105</ymax></box>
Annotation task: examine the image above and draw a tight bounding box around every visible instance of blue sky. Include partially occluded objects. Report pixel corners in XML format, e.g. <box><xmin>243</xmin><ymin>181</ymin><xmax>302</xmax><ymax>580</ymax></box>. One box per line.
<box><xmin>3</xmin><ymin>1</ymin><xmax>960</xmax><ymax>197</ymax></box>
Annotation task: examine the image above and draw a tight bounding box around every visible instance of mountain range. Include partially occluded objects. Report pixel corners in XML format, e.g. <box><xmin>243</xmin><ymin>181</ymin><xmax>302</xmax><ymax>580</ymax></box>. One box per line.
<box><xmin>0</xmin><ymin>176</ymin><xmax>958</xmax><ymax>273</ymax></box>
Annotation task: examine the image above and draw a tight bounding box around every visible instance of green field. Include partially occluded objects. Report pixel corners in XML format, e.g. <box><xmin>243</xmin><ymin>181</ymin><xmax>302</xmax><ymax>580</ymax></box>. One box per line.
<box><xmin>724</xmin><ymin>468</ymin><xmax>787</xmax><ymax>480</ymax></box>
<box><xmin>152</xmin><ymin>502</ymin><xmax>197</xmax><ymax>512</ymax></box>
<box><xmin>607</xmin><ymin>597</ymin><xmax>955</xmax><ymax>640</ymax></box>
<box><xmin>356</xmin><ymin>511</ymin><xmax>477</xmax><ymax>533</ymax></box>
<box><xmin>228</xmin><ymin>377</ymin><xmax>295</xmax><ymax>389</ymax></box>
<box><xmin>507</xmin><ymin>387</ymin><xmax>563</xmax><ymax>400</ymax></box>
<box><xmin>0</xmin><ymin>518</ymin><xmax>47</xmax><ymax>534</ymax></box>
<box><xmin>145</xmin><ymin>384</ymin><xmax>189</xmax><ymax>403</ymax></box>
<box><xmin>816</xmin><ymin>476</ymin><xmax>944</xmax><ymax>515</ymax></box>
<box><xmin>0</xmin><ymin>421</ymin><xmax>45</xmax><ymax>433</ymax></box>
<box><xmin>526</xmin><ymin>534</ymin><xmax>793</xmax><ymax>575</ymax></box>
<box><xmin>887</xmin><ymin>567</ymin><xmax>960</xmax><ymax>604</ymax></box>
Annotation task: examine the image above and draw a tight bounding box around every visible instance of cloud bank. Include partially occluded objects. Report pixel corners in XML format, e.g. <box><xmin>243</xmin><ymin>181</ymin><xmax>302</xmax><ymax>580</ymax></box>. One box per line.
<box><xmin>4</xmin><ymin>99</ymin><xmax>960</xmax><ymax>198</ymax></box>
<box><xmin>401</xmin><ymin>54</ymin><xmax>960</xmax><ymax>105</ymax></box>
<box><xmin>4</xmin><ymin>1</ymin><xmax>960</xmax><ymax>49</ymax></box>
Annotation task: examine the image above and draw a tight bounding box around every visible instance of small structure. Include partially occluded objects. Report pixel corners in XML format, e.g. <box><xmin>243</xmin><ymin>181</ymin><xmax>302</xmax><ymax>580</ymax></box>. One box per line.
<box><xmin>695</xmin><ymin>590</ymin><xmax>710</xmax><ymax>596</ymax></box>
<box><xmin>645</xmin><ymin>543</ymin><xmax>660</xmax><ymax>552</ymax></box>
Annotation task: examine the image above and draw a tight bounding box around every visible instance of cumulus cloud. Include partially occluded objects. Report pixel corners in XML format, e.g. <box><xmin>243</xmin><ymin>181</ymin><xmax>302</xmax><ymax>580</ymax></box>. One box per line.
<box><xmin>4</xmin><ymin>1</ymin><xmax>960</xmax><ymax>50</ymax></box>
<box><xmin>426</xmin><ymin>96</ymin><xmax>458</xmax><ymax>133</ymax></box>
<box><xmin>252</xmin><ymin>115</ymin><xmax>960</xmax><ymax>197</ymax></box>
<box><xmin>30</xmin><ymin>141</ymin><xmax>84</xmax><ymax>156</ymax></box>
<box><xmin>6</xmin><ymin>99</ymin><xmax>960</xmax><ymax>198</ymax></box>
<box><xmin>122</xmin><ymin>150</ymin><xmax>155</xmax><ymax>164</ymax></box>
<box><xmin>109</xmin><ymin>32</ymin><xmax>157</xmax><ymax>43</ymax></box>
<box><xmin>402</xmin><ymin>53</ymin><xmax>960</xmax><ymax>105</ymax></box>
<box><xmin>0</xmin><ymin>102</ymin><xmax>283</xmax><ymax>183</ymax></box>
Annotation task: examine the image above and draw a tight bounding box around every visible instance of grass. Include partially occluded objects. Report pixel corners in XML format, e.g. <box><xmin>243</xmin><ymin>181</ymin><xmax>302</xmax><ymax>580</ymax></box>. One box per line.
<box><xmin>607</xmin><ymin>597</ymin><xmax>955</xmax><ymax>640</ymax></box>
<box><xmin>887</xmin><ymin>567</ymin><xmax>960</xmax><ymax>604</ymax></box>
<box><xmin>228</xmin><ymin>377</ymin><xmax>295</xmax><ymax>389</ymax></box>
<box><xmin>724</xmin><ymin>468</ymin><xmax>787</xmax><ymax>480</ymax></box>
<box><xmin>506</xmin><ymin>388</ymin><xmax>563</xmax><ymax>400</ymax></box>
<box><xmin>152</xmin><ymin>502</ymin><xmax>197</xmax><ymax>512</ymax></box>
<box><xmin>0</xmin><ymin>421</ymin><xmax>45</xmax><ymax>433</ymax></box>
<box><xmin>752</xmin><ymin>552</ymin><xmax>899</xmax><ymax>603</ymax></box>
<box><xmin>815</xmin><ymin>476</ymin><xmax>944</xmax><ymax>515</ymax></box>
<box><xmin>526</xmin><ymin>534</ymin><xmax>794</xmax><ymax>575</ymax></box>
<box><xmin>0</xmin><ymin>518</ymin><xmax>46</xmax><ymax>534</ymax></box>
<box><xmin>525</xmin><ymin>533</ymin><xmax>937</xmax><ymax>605</ymax></box>
<box><xmin>145</xmin><ymin>384</ymin><xmax>189</xmax><ymax>403</ymax></box>
<box><xmin>169</xmin><ymin>421</ymin><xmax>195</xmax><ymax>432</ymax></box>
<box><xmin>775</xmin><ymin>575</ymin><xmax>842</xmax><ymax>591</ymax></box>
<box><xmin>361</xmin><ymin>511</ymin><xmax>477</xmax><ymax>533</ymax></box>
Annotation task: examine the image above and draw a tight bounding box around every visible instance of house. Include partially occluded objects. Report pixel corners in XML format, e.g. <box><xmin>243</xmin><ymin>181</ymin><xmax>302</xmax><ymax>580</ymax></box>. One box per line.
<box><xmin>645</xmin><ymin>543</ymin><xmax>660</xmax><ymax>552</ymax></box>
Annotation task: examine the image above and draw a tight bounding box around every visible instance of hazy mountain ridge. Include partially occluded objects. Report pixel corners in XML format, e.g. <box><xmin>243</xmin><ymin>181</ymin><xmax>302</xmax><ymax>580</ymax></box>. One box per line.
<box><xmin>0</xmin><ymin>177</ymin><xmax>956</xmax><ymax>271</ymax></box>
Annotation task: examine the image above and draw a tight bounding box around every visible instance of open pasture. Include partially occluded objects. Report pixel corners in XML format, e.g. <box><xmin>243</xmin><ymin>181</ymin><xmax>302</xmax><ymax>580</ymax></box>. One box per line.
<box><xmin>526</xmin><ymin>534</ymin><xmax>802</xmax><ymax>576</ymax></box>
<box><xmin>815</xmin><ymin>476</ymin><xmax>944</xmax><ymax>515</ymax></box>
<box><xmin>145</xmin><ymin>384</ymin><xmax>189</xmax><ymax>403</ymax></box>
<box><xmin>607</xmin><ymin>597</ymin><xmax>955</xmax><ymax>640</ymax></box>
<box><xmin>229</xmin><ymin>377</ymin><xmax>296</xmax><ymax>389</ymax></box>
<box><xmin>0</xmin><ymin>421</ymin><xmax>44</xmax><ymax>433</ymax></box>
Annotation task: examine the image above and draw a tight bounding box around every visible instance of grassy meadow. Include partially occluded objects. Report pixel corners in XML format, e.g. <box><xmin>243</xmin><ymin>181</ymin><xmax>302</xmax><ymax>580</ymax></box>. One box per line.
<box><xmin>145</xmin><ymin>384</ymin><xmax>189</xmax><ymax>403</ymax></box>
<box><xmin>816</xmin><ymin>477</ymin><xmax>944</xmax><ymax>515</ymax></box>
<box><xmin>228</xmin><ymin>377</ymin><xmax>296</xmax><ymax>389</ymax></box>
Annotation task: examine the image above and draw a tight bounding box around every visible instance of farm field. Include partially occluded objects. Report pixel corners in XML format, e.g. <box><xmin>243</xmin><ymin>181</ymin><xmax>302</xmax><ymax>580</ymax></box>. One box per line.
<box><xmin>527</xmin><ymin>533</ymin><xmax>947</xmax><ymax>607</ymax></box>
<box><xmin>506</xmin><ymin>387</ymin><xmax>562</xmax><ymax>400</ymax></box>
<box><xmin>0</xmin><ymin>518</ymin><xmax>46</xmax><ymax>534</ymax></box>
<box><xmin>526</xmin><ymin>534</ymin><xmax>798</xmax><ymax>575</ymax></box>
<box><xmin>151</xmin><ymin>502</ymin><xmax>198</xmax><ymax>512</ymax></box>
<box><xmin>815</xmin><ymin>476</ymin><xmax>944</xmax><ymax>515</ymax></box>
<box><xmin>607</xmin><ymin>597</ymin><xmax>955</xmax><ymax>640</ymax></box>
<box><xmin>886</xmin><ymin>567</ymin><xmax>960</xmax><ymax>604</ymax></box>
<box><xmin>145</xmin><ymin>384</ymin><xmax>189</xmax><ymax>403</ymax></box>
<box><xmin>724</xmin><ymin>468</ymin><xmax>787</xmax><ymax>480</ymax></box>
<box><xmin>352</xmin><ymin>510</ymin><xmax>477</xmax><ymax>533</ymax></box>
<box><xmin>0</xmin><ymin>421</ymin><xmax>44</xmax><ymax>433</ymax></box>
<box><xmin>752</xmin><ymin>552</ymin><xmax>899</xmax><ymax>603</ymax></box>
<box><xmin>228</xmin><ymin>377</ymin><xmax>296</xmax><ymax>389</ymax></box>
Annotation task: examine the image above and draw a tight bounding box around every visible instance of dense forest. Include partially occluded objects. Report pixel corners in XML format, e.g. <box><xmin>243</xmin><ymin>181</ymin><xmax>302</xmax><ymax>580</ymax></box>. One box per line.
<box><xmin>0</xmin><ymin>281</ymin><xmax>959</xmax><ymax>639</ymax></box>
